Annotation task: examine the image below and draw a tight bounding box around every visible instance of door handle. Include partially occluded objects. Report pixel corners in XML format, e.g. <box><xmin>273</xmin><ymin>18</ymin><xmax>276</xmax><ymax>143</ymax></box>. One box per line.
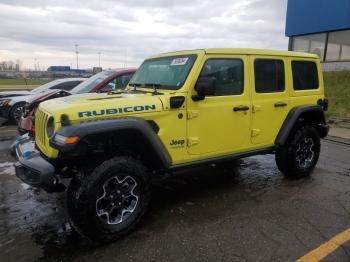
<box><xmin>233</xmin><ymin>105</ymin><xmax>249</xmax><ymax>112</ymax></box>
<box><xmin>274</xmin><ymin>102</ymin><xmax>287</xmax><ymax>108</ymax></box>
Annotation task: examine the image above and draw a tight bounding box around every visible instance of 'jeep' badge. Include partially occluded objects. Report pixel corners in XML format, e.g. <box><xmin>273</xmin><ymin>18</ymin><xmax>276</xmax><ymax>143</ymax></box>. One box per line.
<box><xmin>170</xmin><ymin>139</ymin><xmax>185</xmax><ymax>148</ymax></box>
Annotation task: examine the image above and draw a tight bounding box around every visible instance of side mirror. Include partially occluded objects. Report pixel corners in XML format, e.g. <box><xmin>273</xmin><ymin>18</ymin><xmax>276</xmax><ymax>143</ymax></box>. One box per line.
<box><xmin>192</xmin><ymin>77</ymin><xmax>216</xmax><ymax>101</ymax></box>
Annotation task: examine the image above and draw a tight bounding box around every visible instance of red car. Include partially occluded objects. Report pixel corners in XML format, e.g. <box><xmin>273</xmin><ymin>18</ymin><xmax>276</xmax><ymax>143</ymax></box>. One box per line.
<box><xmin>18</xmin><ymin>69</ymin><xmax>136</xmax><ymax>136</ymax></box>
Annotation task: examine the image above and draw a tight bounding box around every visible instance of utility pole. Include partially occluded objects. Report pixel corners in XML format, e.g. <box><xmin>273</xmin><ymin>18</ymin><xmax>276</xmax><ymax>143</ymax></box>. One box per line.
<box><xmin>98</xmin><ymin>52</ymin><xmax>101</xmax><ymax>67</ymax></box>
<box><xmin>75</xmin><ymin>44</ymin><xmax>79</xmax><ymax>69</ymax></box>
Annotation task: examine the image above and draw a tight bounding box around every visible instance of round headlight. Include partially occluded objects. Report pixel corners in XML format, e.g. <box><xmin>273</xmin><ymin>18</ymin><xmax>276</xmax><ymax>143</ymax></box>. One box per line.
<box><xmin>46</xmin><ymin>117</ymin><xmax>55</xmax><ymax>138</ymax></box>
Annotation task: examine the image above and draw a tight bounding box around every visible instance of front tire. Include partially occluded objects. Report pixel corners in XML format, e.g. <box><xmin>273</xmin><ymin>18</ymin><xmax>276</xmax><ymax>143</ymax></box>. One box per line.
<box><xmin>9</xmin><ymin>102</ymin><xmax>25</xmax><ymax>124</ymax></box>
<box><xmin>275</xmin><ymin>125</ymin><xmax>320</xmax><ymax>178</ymax></box>
<box><xmin>67</xmin><ymin>156</ymin><xmax>151</xmax><ymax>243</ymax></box>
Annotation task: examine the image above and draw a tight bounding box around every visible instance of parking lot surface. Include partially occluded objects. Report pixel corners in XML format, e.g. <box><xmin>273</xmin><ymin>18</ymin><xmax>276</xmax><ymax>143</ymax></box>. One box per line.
<box><xmin>0</xmin><ymin>125</ymin><xmax>350</xmax><ymax>262</ymax></box>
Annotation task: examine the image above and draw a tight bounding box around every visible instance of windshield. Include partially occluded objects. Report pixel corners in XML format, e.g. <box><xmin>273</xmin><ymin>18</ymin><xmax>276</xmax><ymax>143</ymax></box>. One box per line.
<box><xmin>30</xmin><ymin>79</ymin><xmax>64</xmax><ymax>94</ymax></box>
<box><xmin>129</xmin><ymin>55</ymin><xmax>197</xmax><ymax>90</ymax></box>
<box><xmin>70</xmin><ymin>71</ymin><xmax>115</xmax><ymax>94</ymax></box>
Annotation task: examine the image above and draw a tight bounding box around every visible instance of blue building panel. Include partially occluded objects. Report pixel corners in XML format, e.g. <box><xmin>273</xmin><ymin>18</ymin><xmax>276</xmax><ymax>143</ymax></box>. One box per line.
<box><xmin>47</xmin><ymin>66</ymin><xmax>71</xmax><ymax>71</ymax></box>
<box><xmin>286</xmin><ymin>0</ymin><xmax>350</xmax><ymax>36</ymax></box>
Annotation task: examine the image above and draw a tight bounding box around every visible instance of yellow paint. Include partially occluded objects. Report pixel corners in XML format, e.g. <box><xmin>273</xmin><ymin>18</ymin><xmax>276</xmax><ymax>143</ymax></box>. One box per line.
<box><xmin>297</xmin><ymin>228</ymin><xmax>350</xmax><ymax>262</ymax></box>
<box><xmin>35</xmin><ymin>48</ymin><xmax>323</xmax><ymax>165</ymax></box>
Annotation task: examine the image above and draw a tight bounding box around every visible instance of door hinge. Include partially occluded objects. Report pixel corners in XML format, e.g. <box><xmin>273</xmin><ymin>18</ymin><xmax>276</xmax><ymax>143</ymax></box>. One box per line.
<box><xmin>187</xmin><ymin>110</ymin><xmax>199</xmax><ymax>119</ymax></box>
<box><xmin>251</xmin><ymin>129</ymin><xmax>261</xmax><ymax>137</ymax></box>
<box><xmin>252</xmin><ymin>105</ymin><xmax>261</xmax><ymax>113</ymax></box>
<box><xmin>187</xmin><ymin>137</ymin><xmax>199</xmax><ymax>147</ymax></box>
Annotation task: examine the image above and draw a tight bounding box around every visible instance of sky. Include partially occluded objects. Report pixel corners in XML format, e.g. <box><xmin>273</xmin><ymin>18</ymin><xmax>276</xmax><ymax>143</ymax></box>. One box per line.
<box><xmin>0</xmin><ymin>0</ymin><xmax>288</xmax><ymax>70</ymax></box>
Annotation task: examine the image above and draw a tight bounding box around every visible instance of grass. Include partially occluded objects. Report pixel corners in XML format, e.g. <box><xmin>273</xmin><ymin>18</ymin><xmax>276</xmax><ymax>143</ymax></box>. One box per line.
<box><xmin>0</xmin><ymin>78</ymin><xmax>51</xmax><ymax>86</ymax></box>
<box><xmin>323</xmin><ymin>71</ymin><xmax>350</xmax><ymax>120</ymax></box>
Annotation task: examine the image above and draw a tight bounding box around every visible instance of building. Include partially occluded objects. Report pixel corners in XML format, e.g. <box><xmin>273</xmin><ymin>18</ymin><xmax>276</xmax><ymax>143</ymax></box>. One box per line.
<box><xmin>286</xmin><ymin>0</ymin><xmax>350</xmax><ymax>70</ymax></box>
<box><xmin>47</xmin><ymin>66</ymin><xmax>71</xmax><ymax>72</ymax></box>
<box><xmin>46</xmin><ymin>66</ymin><xmax>92</xmax><ymax>77</ymax></box>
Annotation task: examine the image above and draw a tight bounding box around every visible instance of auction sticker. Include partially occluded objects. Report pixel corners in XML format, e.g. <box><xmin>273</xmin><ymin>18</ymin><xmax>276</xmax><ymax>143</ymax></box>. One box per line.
<box><xmin>171</xmin><ymin>57</ymin><xmax>189</xmax><ymax>66</ymax></box>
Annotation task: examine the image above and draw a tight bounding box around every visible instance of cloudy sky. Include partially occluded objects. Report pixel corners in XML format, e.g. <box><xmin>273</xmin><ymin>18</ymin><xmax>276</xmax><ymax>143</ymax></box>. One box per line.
<box><xmin>0</xmin><ymin>0</ymin><xmax>288</xmax><ymax>70</ymax></box>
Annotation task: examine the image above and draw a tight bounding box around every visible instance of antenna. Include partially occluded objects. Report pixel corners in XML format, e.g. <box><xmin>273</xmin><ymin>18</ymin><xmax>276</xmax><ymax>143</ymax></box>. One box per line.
<box><xmin>98</xmin><ymin>52</ymin><xmax>101</xmax><ymax>67</ymax></box>
<box><xmin>75</xmin><ymin>44</ymin><xmax>79</xmax><ymax>69</ymax></box>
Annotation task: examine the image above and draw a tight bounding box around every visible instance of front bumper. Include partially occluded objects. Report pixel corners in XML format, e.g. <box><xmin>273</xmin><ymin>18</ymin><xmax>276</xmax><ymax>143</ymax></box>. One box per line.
<box><xmin>14</xmin><ymin>136</ymin><xmax>57</xmax><ymax>192</ymax></box>
<box><xmin>0</xmin><ymin>105</ymin><xmax>10</xmax><ymax>118</ymax></box>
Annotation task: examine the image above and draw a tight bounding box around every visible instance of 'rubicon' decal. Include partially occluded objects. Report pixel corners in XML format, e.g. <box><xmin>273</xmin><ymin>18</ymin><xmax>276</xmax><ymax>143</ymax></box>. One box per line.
<box><xmin>78</xmin><ymin>104</ymin><xmax>156</xmax><ymax>118</ymax></box>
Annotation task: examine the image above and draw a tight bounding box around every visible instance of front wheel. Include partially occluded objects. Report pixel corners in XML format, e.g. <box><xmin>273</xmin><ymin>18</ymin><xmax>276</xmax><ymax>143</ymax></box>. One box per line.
<box><xmin>9</xmin><ymin>102</ymin><xmax>25</xmax><ymax>124</ymax></box>
<box><xmin>275</xmin><ymin>125</ymin><xmax>320</xmax><ymax>178</ymax></box>
<box><xmin>67</xmin><ymin>156</ymin><xmax>151</xmax><ymax>243</ymax></box>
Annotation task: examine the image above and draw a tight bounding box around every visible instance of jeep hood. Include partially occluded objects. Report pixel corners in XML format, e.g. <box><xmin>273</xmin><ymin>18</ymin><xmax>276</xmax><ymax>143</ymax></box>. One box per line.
<box><xmin>39</xmin><ymin>92</ymin><xmax>163</xmax><ymax>122</ymax></box>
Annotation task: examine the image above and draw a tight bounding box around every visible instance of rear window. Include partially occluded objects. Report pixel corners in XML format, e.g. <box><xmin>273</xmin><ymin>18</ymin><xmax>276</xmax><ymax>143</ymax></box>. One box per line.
<box><xmin>254</xmin><ymin>59</ymin><xmax>285</xmax><ymax>93</ymax></box>
<box><xmin>292</xmin><ymin>61</ymin><xmax>319</xmax><ymax>90</ymax></box>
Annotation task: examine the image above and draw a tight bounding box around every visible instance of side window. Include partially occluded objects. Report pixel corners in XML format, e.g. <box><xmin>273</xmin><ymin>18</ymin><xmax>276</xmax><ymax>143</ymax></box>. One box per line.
<box><xmin>103</xmin><ymin>79</ymin><xmax>116</xmax><ymax>91</ymax></box>
<box><xmin>114</xmin><ymin>73</ymin><xmax>134</xmax><ymax>89</ymax></box>
<box><xmin>292</xmin><ymin>61</ymin><xmax>319</xmax><ymax>90</ymax></box>
<box><xmin>52</xmin><ymin>81</ymin><xmax>81</xmax><ymax>91</ymax></box>
<box><xmin>254</xmin><ymin>59</ymin><xmax>285</xmax><ymax>93</ymax></box>
<box><xmin>199</xmin><ymin>59</ymin><xmax>244</xmax><ymax>96</ymax></box>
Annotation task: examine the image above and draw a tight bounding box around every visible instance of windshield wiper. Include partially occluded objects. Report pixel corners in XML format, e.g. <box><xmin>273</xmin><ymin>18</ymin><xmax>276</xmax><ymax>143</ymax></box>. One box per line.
<box><xmin>144</xmin><ymin>83</ymin><xmax>163</xmax><ymax>95</ymax></box>
<box><xmin>129</xmin><ymin>83</ymin><xmax>142</xmax><ymax>92</ymax></box>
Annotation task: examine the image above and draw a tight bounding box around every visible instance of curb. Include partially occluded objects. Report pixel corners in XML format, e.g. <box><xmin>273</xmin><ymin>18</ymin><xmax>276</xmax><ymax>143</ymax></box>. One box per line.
<box><xmin>324</xmin><ymin>135</ymin><xmax>350</xmax><ymax>146</ymax></box>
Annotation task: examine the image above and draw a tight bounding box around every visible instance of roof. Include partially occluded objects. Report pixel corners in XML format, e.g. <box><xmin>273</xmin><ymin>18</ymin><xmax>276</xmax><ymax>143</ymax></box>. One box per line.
<box><xmin>286</xmin><ymin>0</ymin><xmax>350</xmax><ymax>36</ymax></box>
<box><xmin>55</xmin><ymin>77</ymin><xmax>86</xmax><ymax>82</ymax></box>
<box><xmin>151</xmin><ymin>48</ymin><xmax>319</xmax><ymax>59</ymax></box>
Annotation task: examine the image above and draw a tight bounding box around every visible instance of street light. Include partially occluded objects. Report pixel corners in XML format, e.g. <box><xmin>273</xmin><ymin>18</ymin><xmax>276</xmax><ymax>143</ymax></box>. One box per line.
<box><xmin>75</xmin><ymin>44</ymin><xmax>79</xmax><ymax>69</ymax></box>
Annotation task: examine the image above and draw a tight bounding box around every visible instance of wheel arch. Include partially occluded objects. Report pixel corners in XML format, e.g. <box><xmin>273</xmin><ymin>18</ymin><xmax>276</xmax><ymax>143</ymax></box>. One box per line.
<box><xmin>275</xmin><ymin>105</ymin><xmax>329</xmax><ymax>146</ymax></box>
<box><xmin>50</xmin><ymin>118</ymin><xmax>171</xmax><ymax>171</ymax></box>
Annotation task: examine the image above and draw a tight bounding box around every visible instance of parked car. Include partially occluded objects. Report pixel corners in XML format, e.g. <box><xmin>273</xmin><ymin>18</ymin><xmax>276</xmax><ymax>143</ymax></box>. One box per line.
<box><xmin>0</xmin><ymin>78</ymin><xmax>84</xmax><ymax>123</ymax></box>
<box><xmin>14</xmin><ymin>49</ymin><xmax>328</xmax><ymax>242</ymax></box>
<box><xmin>17</xmin><ymin>69</ymin><xmax>136</xmax><ymax>136</ymax></box>
<box><xmin>18</xmin><ymin>89</ymin><xmax>71</xmax><ymax>136</ymax></box>
<box><xmin>69</xmin><ymin>69</ymin><xmax>136</xmax><ymax>94</ymax></box>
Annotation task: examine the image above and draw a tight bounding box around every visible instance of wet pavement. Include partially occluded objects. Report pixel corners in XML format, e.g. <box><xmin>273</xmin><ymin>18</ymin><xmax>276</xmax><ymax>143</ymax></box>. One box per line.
<box><xmin>0</xmin><ymin>125</ymin><xmax>350</xmax><ymax>262</ymax></box>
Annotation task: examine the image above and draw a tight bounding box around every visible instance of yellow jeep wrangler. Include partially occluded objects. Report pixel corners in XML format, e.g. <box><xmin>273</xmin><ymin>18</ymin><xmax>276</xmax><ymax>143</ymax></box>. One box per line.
<box><xmin>14</xmin><ymin>49</ymin><xmax>329</xmax><ymax>242</ymax></box>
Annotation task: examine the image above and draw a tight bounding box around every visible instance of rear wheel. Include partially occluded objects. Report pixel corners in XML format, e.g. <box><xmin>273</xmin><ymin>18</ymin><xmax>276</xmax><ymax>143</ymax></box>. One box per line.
<box><xmin>275</xmin><ymin>125</ymin><xmax>320</xmax><ymax>178</ymax></box>
<box><xmin>67</xmin><ymin>156</ymin><xmax>151</xmax><ymax>243</ymax></box>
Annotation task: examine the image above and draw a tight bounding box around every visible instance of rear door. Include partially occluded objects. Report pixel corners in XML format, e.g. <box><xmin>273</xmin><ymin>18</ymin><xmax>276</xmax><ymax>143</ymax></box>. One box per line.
<box><xmin>250</xmin><ymin>56</ymin><xmax>290</xmax><ymax>145</ymax></box>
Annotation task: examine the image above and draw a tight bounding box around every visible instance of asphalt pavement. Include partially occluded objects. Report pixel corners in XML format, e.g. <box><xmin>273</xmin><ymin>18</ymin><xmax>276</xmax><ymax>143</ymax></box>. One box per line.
<box><xmin>0</xmin><ymin>125</ymin><xmax>350</xmax><ymax>262</ymax></box>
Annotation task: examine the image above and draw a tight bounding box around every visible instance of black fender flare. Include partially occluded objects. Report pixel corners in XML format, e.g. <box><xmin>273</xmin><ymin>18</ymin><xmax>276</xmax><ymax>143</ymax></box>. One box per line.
<box><xmin>50</xmin><ymin>118</ymin><xmax>171</xmax><ymax>169</ymax></box>
<box><xmin>275</xmin><ymin>105</ymin><xmax>329</xmax><ymax>146</ymax></box>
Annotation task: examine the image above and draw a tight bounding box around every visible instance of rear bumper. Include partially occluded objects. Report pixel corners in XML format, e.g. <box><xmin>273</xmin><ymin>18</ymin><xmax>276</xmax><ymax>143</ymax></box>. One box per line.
<box><xmin>14</xmin><ymin>136</ymin><xmax>57</xmax><ymax>192</ymax></box>
<box><xmin>318</xmin><ymin>123</ymin><xmax>330</xmax><ymax>138</ymax></box>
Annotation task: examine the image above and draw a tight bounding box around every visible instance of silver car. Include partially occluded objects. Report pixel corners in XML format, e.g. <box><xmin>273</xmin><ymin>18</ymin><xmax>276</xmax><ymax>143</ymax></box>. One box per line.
<box><xmin>0</xmin><ymin>78</ymin><xmax>84</xmax><ymax>123</ymax></box>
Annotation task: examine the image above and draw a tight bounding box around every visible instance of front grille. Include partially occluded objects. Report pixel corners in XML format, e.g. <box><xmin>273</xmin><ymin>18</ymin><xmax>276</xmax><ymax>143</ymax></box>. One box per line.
<box><xmin>35</xmin><ymin>108</ymin><xmax>49</xmax><ymax>150</ymax></box>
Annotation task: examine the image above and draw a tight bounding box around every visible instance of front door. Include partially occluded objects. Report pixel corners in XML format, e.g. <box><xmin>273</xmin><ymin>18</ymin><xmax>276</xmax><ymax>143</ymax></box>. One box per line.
<box><xmin>250</xmin><ymin>56</ymin><xmax>290</xmax><ymax>145</ymax></box>
<box><xmin>186</xmin><ymin>55</ymin><xmax>251</xmax><ymax>156</ymax></box>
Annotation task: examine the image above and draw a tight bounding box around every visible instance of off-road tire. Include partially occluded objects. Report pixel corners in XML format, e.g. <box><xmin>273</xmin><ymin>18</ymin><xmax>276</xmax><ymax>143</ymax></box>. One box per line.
<box><xmin>275</xmin><ymin>125</ymin><xmax>320</xmax><ymax>178</ymax></box>
<box><xmin>9</xmin><ymin>102</ymin><xmax>25</xmax><ymax>124</ymax></box>
<box><xmin>67</xmin><ymin>156</ymin><xmax>151</xmax><ymax>243</ymax></box>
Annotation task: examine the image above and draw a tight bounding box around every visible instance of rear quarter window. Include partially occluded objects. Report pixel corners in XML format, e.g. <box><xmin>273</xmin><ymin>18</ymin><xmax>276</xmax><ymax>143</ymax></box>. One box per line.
<box><xmin>291</xmin><ymin>61</ymin><xmax>319</xmax><ymax>90</ymax></box>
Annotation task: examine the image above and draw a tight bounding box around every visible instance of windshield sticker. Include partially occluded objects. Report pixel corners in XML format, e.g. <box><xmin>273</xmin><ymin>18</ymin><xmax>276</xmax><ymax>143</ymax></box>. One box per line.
<box><xmin>171</xmin><ymin>57</ymin><xmax>189</xmax><ymax>66</ymax></box>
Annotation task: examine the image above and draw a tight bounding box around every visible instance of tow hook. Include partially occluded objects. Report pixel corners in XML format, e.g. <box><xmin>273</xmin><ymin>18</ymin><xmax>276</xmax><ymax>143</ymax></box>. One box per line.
<box><xmin>45</xmin><ymin>176</ymin><xmax>66</xmax><ymax>193</ymax></box>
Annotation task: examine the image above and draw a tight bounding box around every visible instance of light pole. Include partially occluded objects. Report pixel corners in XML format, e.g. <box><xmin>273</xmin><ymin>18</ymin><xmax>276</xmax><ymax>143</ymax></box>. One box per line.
<box><xmin>75</xmin><ymin>44</ymin><xmax>79</xmax><ymax>69</ymax></box>
<box><xmin>98</xmin><ymin>52</ymin><xmax>101</xmax><ymax>67</ymax></box>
